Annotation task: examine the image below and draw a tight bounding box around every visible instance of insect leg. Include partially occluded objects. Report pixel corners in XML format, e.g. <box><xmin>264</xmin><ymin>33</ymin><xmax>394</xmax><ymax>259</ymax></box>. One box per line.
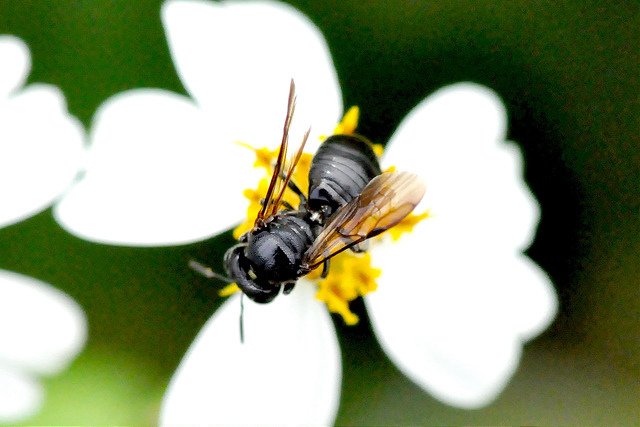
<box><xmin>260</xmin><ymin>176</ymin><xmax>305</xmax><ymax>209</ymax></box>
<box><xmin>283</xmin><ymin>281</ymin><xmax>296</xmax><ymax>295</ymax></box>
<box><xmin>350</xmin><ymin>241</ymin><xmax>370</xmax><ymax>253</ymax></box>
<box><xmin>321</xmin><ymin>259</ymin><xmax>330</xmax><ymax>278</ymax></box>
<box><xmin>260</xmin><ymin>197</ymin><xmax>295</xmax><ymax>211</ymax></box>
<box><xmin>281</xmin><ymin>200</ymin><xmax>295</xmax><ymax>211</ymax></box>
<box><xmin>279</xmin><ymin>171</ymin><xmax>307</xmax><ymax>204</ymax></box>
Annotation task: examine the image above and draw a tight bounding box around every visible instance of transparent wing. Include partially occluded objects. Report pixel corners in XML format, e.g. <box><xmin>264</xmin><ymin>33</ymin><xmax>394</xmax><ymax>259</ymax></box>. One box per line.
<box><xmin>256</xmin><ymin>79</ymin><xmax>295</xmax><ymax>224</ymax></box>
<box><xmin>302</xmin><ymin>171</ymin><xmax>426</xmax><ymax>269</ymax></box>
<box><xmin>272</xmin><ymin>126</ymin><xmax>310</xmax><ymax>214</ymax></box>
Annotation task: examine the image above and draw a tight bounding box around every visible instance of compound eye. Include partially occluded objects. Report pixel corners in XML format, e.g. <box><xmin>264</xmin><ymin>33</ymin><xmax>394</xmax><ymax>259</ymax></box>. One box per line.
<box><xmin>224</xmin><ymin>245</ymin><xmax>280</xmax><ymax>304</ymax></box>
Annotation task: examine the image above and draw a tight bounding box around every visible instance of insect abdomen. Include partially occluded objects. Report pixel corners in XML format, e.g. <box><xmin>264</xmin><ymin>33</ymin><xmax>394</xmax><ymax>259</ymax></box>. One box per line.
<box><xmin>308</xmin><ymin>134</ymin><xmax>382</xmax><ymax>217</ymax></box>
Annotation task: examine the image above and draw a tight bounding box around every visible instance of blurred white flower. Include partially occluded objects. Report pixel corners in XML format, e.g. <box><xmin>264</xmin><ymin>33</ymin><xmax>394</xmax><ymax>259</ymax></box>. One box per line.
<box><xmin>0</xmin><ymin>35</ymin><xmax>85</xmax><ymax>229</ymax></box>
<box><xmin>0</xmin><ymin>35</ymin><xmax>87</xmax><ymax>422</ymax></box>
<box><xmin>0</xmin><ymin>271</ymin><xmax>87</xmax><ymax>423</ymax></box>
<box><xmin>51</xmin><ymin>0</ymin><xmax>557</xmax><ymax>424</ymax></box>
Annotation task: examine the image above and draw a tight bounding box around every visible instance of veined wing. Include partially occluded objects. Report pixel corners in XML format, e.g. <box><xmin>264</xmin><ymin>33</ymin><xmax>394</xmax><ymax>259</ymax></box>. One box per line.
<box><xmin>302</xmin><ymin>171</ymin><xmax>426</xmax><ymax>270</ymax></box>
<box><xmin>255</xmin><ymin>79</ymin><xmax>309</xmax><ymax>224</ymax></box>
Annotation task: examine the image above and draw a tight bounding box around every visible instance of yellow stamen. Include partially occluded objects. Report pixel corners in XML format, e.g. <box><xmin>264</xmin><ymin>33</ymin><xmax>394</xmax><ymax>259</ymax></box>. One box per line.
<box><xmin>235</xmin><ymin>141</ymin><xmax>275</xmax><ymax>171</ymax></box>
<box><xmin>334</xmin><ymin>106</ymin><xmax>360</xmax><ymax>135</ymax></box>
<box><xmin>372</xmin><ymin>143</ymin><xmax>385</xmax><ymax>157</ymax></box>
<box><xmin>233</xmin><ymin>179</ymin><xmax>271</xmax><ymax>239</ymax></box>
<box><xmin>231</xmin><ymin>146</ymin><xmax>313</xmax><ymax>239</ymax></box>
<box><xmin>229</xmin><ymin>110</ymin><xmax>425</xmax><ymax>325</ymax></box>
<box><xmin>219</xmin><ymin>282</ymin><xmax>240</xmax><ymax>297</ymax></box>
<box><xmin>315</xmin><ymin>252</ymin><xmax>380</xmax><ymax>324</ymax></box>
<box><xmin>383</xmin><ymin>165</ymin><xmax>396</xmax><ymax>173</ymax></box>
<box><xmin>386</xmin><ymin>210</ymin><xmax>430</xmax><ymax>241</ymax></box>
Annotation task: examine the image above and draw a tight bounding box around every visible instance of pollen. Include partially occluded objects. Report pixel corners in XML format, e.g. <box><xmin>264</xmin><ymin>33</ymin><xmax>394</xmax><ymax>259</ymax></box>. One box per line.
<box><xmin>333</xmin><ymin>106</ymin><xmax>360</xmax><ymax>135</ymax></box>
<box><xmin>230</xmin><ymin>112</ymin><xmax>424</xmax><ymax>325</ymax></box>
<box><xmin>372</xmin><ymin>143</ymin><xmax>385</xmax><ymax>157</ymax></box>
<box><xmin>386</xmin><ymin>210</ymin><xmax>430</xmax><ymax>241</ymax></box>
<box><xmin>314</xmin><ymin>252</ymin><xmax>381</xmax><ymax>325</ymax></box>
<box><xmin>232</xmin><ymin>145</ymin><xmax>313</xmax><ymax>239</ymax></box>
<box><xmin>219</xmin><ymin>282</ymin><xmax>240</xmax><ymax>297</ymax></box>
<box><xmin>233</xmin><ymin>178</ymin><xmax>270</xmax><ymax>239</ymax></box>
<box><xmin>235</xmin><ymin>141</ymin><xmax>274</xmax><ymax>171</ymax></box>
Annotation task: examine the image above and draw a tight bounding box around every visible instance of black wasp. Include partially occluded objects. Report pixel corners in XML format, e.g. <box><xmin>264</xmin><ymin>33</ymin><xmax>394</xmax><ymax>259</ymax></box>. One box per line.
<box><xmin>191</xmin><ymin>80</ymin><xmax>425</xmax><ymax>307</ymax></box>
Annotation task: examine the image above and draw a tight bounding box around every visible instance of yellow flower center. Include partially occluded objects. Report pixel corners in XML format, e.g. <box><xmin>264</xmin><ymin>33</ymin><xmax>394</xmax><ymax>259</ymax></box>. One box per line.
<box><xmin>333</xmin><ymin>105</ymin><xmax>360</xmax><ymax>135</ymax></box>
<box><xmin>226</xmin><ymin>108</ymin><xmax>426</xmax><ymax>324</ymax></box>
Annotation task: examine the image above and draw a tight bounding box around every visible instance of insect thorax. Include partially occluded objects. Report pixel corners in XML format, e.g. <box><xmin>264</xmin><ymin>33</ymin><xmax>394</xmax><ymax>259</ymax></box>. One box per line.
<box><xmin>244</xmin><ymin>212</ymin><xmax>316</xmax><ymax>283</ymax></box>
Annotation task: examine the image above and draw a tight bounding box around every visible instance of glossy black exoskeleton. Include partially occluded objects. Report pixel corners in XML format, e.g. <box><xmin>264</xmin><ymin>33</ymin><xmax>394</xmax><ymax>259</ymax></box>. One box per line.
<box><xmin>224</xmin><ymin>133</ymin><xmax>381</xmax><ymax>303</ymax></box>
<box><xmin>308</xmin><ymin>133</ymin><xmax>382</xmax><ymax>220</ymax></box>
<box><xmin>194</xmin><ymin>80</ymin><xmax>425</xmax><ymax>307</ymax></box>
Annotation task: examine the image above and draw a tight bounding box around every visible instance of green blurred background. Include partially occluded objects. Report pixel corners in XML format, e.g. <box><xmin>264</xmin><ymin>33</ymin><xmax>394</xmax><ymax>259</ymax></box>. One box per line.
<box><xmin>0</xmin><ymin>0</ymin><xmax>638</xmax><ymax>424</ymax></box>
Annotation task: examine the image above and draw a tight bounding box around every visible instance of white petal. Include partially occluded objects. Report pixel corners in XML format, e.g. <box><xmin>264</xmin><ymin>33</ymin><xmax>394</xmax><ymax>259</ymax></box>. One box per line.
<box><xmin>162</xmin><ymin>0</ymin><xmax>342</xmax><ymax>151</ymax></box>
<box><xmin>368</xmin><ymin>83</ymin><xmax>557</xmax><ymax>407</ymax></box>
<box><xmin>0</xmin><ymin>367</ymin><xmax>43</xmax><ymax>423</ymax></box>
<box><xmin>0</xmin><ymin>270</ymin><xmax>87</xmax><ymax>375</ymax></box>
<box><xmin>161</xmin><ymin>283</ymin><xmax>341</xmax><ymax>425</ymax></box>
<box><xmin>0</xmin><ymin>35</ymin><xmax>30</xmax><ymax>96</ymax></box>
<box><xmin>383</xmin><ymin>82</ymin><xmax>539</xmax><ymax>251</ymax></box>
<box><xmin>366</xmin><ymin>207</ymin><xmax>556</xmax><ymax>408</ymax></box>
<box><xmin>0</xmin><ymin>84</ymin><xmax>85</xmax><ymax>228</ymax></box>
<box><xmin>501</xmin><ymin>255</ymin><xmax>558</xmax><ymax>341</ymax></box>
<box><xmin>55</xmin><ymin>89</ymin><xmax>260</xmax><ymax>246</ymax></box>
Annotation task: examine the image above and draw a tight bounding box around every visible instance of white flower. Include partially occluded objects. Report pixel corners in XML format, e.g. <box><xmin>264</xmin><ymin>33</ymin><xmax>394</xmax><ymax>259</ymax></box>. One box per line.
<box><xmin>0</xmin><ymin>36</ymin><xmax>84</xmax><ymax>229</ymax></box>
<box><xmin>51</xmin><ymin>0</ymin><xmax>557</xmax><ymax>424</ymax></box>
<box><xmin>0</xmin><ymin>271</ymin><xmax>87</xmax><ymax>423</ymax></box>
<box><xmin>0</xmin><ymin>35</ymin><xmax>87</xmax><ymax>423</ymax></box>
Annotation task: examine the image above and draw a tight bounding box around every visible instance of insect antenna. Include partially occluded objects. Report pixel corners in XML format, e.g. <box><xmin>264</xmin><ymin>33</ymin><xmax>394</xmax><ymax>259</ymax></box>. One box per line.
<box><xmin>239</xmin><ymin>293</ymin><xmax>245</xmax><ymax>344</ymax></box>
<box><xmin>188</xmin><ymin>259</ymin><xmax>234</xmax><ymax>283</ymax></box>
<box><xmin>279</xmin><ymin>171</ymin><xmax>307</xmax><ymax>204</ymax></box>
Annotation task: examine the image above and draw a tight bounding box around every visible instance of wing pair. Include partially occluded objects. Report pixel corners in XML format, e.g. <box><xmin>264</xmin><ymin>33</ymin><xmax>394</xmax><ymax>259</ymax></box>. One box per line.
<box><xmin>256</xmin><ymin>79</ymin><xmax>426</xmax><ymax>271</ymax></box>
<box><xmin>302</xmin><ymin>171</ymin><xmax>425</xmax><ymax>270</ymax></box>
<box><xmin>255</xmin><ymin>79</ymin><xmax>310</xmax><ymax>226</ymax></box>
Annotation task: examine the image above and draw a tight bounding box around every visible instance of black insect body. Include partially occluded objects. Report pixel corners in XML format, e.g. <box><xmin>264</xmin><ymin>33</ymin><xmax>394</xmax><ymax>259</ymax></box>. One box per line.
<box><xmin>224</xmin><ymin>211</ymin><xmax>316</xmax><ymax>303</ymax></box>
<box><xmin>308</xmin><ymin>134</ymin><xmax>382</xmax><ymax>221</ymax></box>
<box><xmin>223</xmin><ymin>133</ymin><xmax>381</xmax><ymax>304</ymax></box>
<box><xmin>200</xmin><ymin>81</ymin><xmax>425</xmax><ymax>306</ymax></box>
